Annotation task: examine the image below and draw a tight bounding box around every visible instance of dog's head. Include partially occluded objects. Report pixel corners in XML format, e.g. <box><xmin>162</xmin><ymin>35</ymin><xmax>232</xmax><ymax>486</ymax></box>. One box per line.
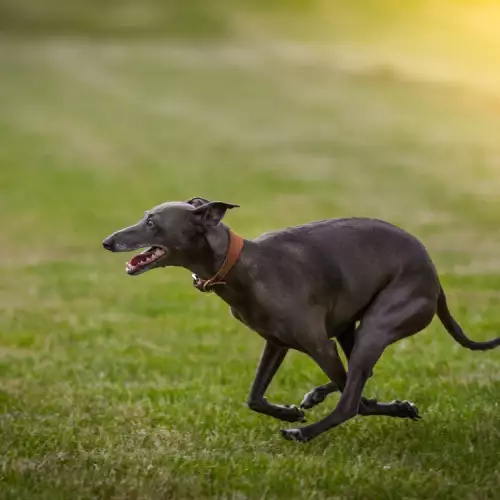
<box><xmin>102</xmin><ymin>197</ymin><xmax>239</xmax><ymax>276</ymax></box>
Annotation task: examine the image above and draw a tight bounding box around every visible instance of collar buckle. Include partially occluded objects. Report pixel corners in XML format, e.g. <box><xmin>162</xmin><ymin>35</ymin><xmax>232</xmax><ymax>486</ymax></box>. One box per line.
<box><xmin>192</xmin><ymin>230</ymin><xmax>244</xmax><ymax>293</ymax></box>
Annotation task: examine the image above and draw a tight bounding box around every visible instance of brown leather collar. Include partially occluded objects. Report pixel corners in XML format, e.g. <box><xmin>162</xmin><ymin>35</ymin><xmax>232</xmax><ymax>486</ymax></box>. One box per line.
<box><xmin>192</xmin><ymin>230</ymin><xmax>244</xmax><ymax>293</ymax></box>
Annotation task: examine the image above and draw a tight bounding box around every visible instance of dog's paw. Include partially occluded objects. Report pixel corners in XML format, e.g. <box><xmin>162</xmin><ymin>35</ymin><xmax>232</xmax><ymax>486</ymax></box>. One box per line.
<box><xmin>280</xmin><ymin>405</ymin><xmax>306</xmax><ymax>423</ymax></box>
<box><xmin>393</xmin><ymin>400</ymin><xmax>421</xmax><ymax>421</ymax></box>
<box><xmin>300</xmin><ymin>389</ymin><xmax>327</xmax><ymax>410</ymax></box>
<box><xmin>403</xmin><ymin>401</ymin><xmax>421</xmax><ymax>421</ymax></box>
<box><xmin>280</xmin><ymin>428</ymin><xmax>309</xmax><ymax>443</ymax></box>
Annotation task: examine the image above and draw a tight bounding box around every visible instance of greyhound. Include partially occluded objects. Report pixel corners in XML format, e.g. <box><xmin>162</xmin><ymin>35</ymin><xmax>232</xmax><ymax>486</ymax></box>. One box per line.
<box><xmin>102</xmin><ymin>197</ymin><xmax>500</xmax><ymax>442</ymax></box>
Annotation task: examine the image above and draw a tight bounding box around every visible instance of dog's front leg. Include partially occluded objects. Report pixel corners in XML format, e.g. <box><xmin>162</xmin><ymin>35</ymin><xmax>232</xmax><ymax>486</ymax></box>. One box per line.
<box><xmin>247</xmin><ymin>341</ymin><xmax>306</xmax><ymax>423</ymax></box>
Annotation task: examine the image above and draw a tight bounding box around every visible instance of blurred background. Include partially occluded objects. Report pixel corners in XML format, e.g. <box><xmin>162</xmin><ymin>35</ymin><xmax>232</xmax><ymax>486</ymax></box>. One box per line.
<box><xmin>2</xmin><ymin>0</ymin><xmax>500</xmax><ymax>245</ymax></box>
<box><xmin>2</xmin><ymin>1</ymin><xmax>500</xmax><ymax>498</ymax></box>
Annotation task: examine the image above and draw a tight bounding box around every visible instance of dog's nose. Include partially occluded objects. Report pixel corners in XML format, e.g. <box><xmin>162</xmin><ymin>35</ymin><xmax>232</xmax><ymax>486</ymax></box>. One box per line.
<box><xmin>102</xmin><ymin>237</ymin><xmax>115</xmax><ymax>251</ymax></box>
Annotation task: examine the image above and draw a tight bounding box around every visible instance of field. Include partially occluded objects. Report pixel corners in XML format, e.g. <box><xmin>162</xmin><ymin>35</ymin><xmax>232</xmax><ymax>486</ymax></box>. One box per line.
<box><xmin>1</xmin><ymin>22</ymin><xmax>500</xmax><ymax>500</ymax></box>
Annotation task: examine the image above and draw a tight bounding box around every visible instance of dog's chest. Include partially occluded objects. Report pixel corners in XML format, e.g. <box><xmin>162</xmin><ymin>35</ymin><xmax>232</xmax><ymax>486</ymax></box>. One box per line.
<box><xmin>219</xmin><ymin>277</ymin><xmax>312</xmax><ymax>348</ymax></box>
<box><xmin>230</xmin><ymin>304</ymin><xmax>271</xmax><ymax>335</ymax></box>
<box><xmin>228</xmin><ymin>301</ymin><xmax>297</xmax><ymax>347</ymax></box>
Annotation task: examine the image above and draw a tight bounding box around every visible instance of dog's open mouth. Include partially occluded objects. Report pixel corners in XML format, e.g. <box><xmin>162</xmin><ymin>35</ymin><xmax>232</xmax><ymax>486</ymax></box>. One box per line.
<box><xmin>126</xmin><ymin>246</ymin><xmax>167</xmax><ymax>276</ymax></box>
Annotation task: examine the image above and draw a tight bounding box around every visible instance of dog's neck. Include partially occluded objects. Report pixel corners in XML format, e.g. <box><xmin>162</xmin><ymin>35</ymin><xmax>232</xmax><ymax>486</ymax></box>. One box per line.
<box><xmin>185</xmin><ymin>224</ymin><xmax>234</xmax><ymax>280</ymax></box>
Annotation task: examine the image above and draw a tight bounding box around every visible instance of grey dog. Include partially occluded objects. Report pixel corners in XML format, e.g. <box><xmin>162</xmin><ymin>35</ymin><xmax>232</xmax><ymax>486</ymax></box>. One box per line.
<box><xmin>102</xmin><ymin>197</ymin><xmax>500</xmax><ymax>442</ymax></box>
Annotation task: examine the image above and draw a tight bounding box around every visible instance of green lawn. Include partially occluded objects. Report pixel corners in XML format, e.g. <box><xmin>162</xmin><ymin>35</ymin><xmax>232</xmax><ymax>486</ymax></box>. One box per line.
<box><xmin>1</xmin><ymin>38</ymin><xmax>500</xmax><ymax>499</ymax></box>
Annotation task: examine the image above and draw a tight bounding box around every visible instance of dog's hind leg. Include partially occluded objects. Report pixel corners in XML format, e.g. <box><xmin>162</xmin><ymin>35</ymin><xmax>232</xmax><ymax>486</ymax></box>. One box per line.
<box><xmin>337</xmin><ymin>323</ymin><xmax>420</xmax><ymax>420</ymax></box>
<box><xmin>282</xmin><ymin>329</ymin><xmax>385</xmax><ymax>442</ymax></box>
<box><xmin>247</xmin><ymin>340</ymin><xmax>306</xmax><ymax>423</ymax></box>
<box><xmin>358</xmin><ymin>397</ymin><xmax>421</xmax><ymax>420</ymax></box>
<box><xmin>300</xmin><ymin>380</ymin><xmax>338</xmax><ymax>410</ymax></box>
<box><xmin>356</xmin><ymin>290</ymin><xmax>437</xmax><ymax>421</ymax></box>
<box><xmin>300</xmin><ymin>322</ymin><xmax>421</xmax><ymax>419</ymax></box>
<box><xmin>299</xmin><ymin>338</ymin><xmax>344</xmax><ymax>409</ymax></box>
<box><xmin>300</xmin><ymin>324</ymin><xmax>362</xmax><ymax>410</ymax></box>
<box><xmin>293</xmin><ymin>325</ymin><xmax>349</xmax><ymax>415</ymax></box>
<box><xmin>281</xmin><ymin>285</ymin><xmax>436</xmax><ymax>442</ymax></box>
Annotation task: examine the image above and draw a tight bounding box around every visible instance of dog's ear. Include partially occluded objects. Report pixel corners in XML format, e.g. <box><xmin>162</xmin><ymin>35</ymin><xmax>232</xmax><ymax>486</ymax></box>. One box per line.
<box><xmin>186</xmin><ymin>197</ymin><xmax>211</xmax><ymax>208</ymax></box>
<box><xmin>192</xmin><ymin>201</ymin><xmax>239</xmax><ymax>227</ymax></box>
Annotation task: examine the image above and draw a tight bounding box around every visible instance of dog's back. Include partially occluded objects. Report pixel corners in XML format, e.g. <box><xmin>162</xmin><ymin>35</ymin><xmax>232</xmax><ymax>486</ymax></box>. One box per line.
<box><xmin>250</xmin><ymin>217</ymin><xmax>440</xmax><ymax>326</ymax></box>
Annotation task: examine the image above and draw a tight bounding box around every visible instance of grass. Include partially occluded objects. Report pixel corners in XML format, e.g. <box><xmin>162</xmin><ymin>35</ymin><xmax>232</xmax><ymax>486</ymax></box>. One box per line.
<box><xmin>1</xmin><ymin>37</ymin><xmax>500</xmax><ymax>499</ymax></box>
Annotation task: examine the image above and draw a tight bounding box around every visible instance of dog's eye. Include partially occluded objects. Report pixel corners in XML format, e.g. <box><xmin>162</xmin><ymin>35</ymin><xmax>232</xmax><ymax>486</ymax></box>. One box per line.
<box><xmin>146</xmin><ymin>219</ymin><xmax>156</xmax><ymax>228</ymax></box>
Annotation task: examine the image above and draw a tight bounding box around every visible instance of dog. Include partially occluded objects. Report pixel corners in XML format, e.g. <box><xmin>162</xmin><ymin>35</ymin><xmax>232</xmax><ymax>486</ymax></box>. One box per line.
<box><xmin>102</xmin><ymin>197</ymin><xmax>500</xmax><ymax>442</ymax></box>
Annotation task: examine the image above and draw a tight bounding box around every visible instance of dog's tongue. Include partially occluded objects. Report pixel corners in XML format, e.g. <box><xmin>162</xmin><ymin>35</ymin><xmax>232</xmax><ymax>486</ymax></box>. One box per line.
<box><xmin>130</xmin><ymin>252</ymin><xmax>150</xmax><ymax>266</ymax></box>
<box><xmin>129</xmin><ymin>247</ymin><xmax>166</xmax><ymax>268</ymax></box>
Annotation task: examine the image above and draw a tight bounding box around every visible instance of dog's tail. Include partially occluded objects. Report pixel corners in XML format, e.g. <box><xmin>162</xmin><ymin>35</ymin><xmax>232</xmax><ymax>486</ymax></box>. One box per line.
<box><xmin>437</xmin><ymin>286</ymin><xmax>500</xmax><ymax>351</ymax></box>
